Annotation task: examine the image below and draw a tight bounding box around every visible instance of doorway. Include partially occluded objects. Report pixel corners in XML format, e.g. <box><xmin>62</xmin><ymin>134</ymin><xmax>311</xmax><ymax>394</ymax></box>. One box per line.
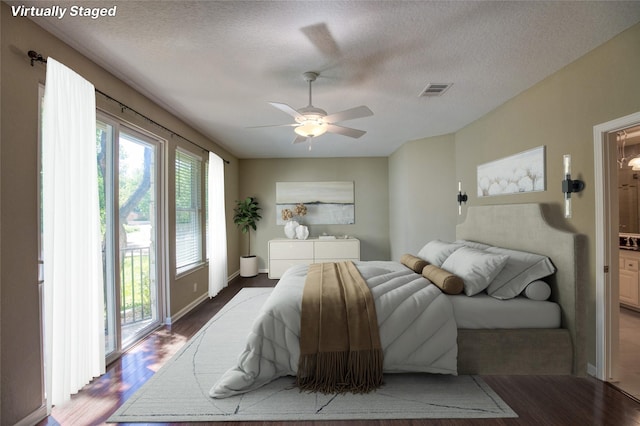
<box><xmin>615</xmin><ymin>124</ymin><xmax>640</xmax><ymax>399</ymax></box>
<box><xmin>97</xmin><ymin>112</ymin><xmax>165</xmax><ymax>363</ymax></box>
<box><xmin>594</xmin><ymin>111</ymin><xmax>640</xmax><ymax>399</ymax></box>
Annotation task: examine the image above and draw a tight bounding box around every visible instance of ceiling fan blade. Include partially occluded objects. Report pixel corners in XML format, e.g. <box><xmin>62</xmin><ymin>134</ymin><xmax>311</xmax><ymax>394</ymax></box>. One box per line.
<box><xmin>301</xmin><ymin>23</ymin><xmax>341</xmax><ymax>59</ymax></box>
<box><xmin>247</xmin><ymin>123</ymin><xmax>298</xmax><ymax>129</ymax></box>
<box><xmin>292</xmin><ymin>134</ymin><xmax>308</xmax><ymax>144</ymax></box>
<box><xmin>326</xmin><ymin>124</ymin><xmax>367</xmax><ymax>139</ymax></box>
<box><xmin>269</xmin><ymin>102</ymin><xmax>304</xmax><ymax>120</ymax></box>
<box><xmin>324</xmin><ymin>105</ymin><xmax>373</xmax><ymax>123</ymax></box>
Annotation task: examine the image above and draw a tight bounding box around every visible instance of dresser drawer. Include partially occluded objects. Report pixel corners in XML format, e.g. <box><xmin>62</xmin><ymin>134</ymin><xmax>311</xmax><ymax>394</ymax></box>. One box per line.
<box><xmin>268</xmin><ymin>259</ymin><xmax>312</xmax><ymax>279</ymax></box>
<box><xmin>315</xmin><ymin>240</ymin><xmax>360</xmax><ymax>260</ymax></box>
<box><xmin>269</xmin><ymin>240</ymin><xmax>314</xmax><ymax>260</ymax></box>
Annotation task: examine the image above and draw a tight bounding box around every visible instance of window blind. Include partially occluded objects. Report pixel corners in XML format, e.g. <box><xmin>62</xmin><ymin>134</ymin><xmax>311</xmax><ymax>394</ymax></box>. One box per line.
<box><xmin>175</xmin><ymin>150</ymin><xmax>202</xmax><ymax>271</ymax></box>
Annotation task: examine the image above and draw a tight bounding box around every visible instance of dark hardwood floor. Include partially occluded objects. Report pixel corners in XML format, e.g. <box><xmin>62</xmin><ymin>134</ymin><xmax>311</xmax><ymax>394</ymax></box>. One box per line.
<box><xmin>38</xmin><ymin>274</ymin><xmax>640</xmax><ymax>426</ymax></box>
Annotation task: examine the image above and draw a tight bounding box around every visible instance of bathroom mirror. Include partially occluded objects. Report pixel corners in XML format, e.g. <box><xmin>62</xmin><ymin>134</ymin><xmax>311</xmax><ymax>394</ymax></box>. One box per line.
<box><xmin>619</xmin><ymin>167</ymin><xmax>639</xmax><ymax>234</ymax></box>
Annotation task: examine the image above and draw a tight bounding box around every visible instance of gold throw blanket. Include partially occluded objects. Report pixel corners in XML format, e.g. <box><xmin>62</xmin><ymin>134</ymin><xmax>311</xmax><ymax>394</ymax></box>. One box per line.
<box><xmin>296</xmin><ymin>261</ymin><xmax>383</xmax><ymax>394</ymax></box>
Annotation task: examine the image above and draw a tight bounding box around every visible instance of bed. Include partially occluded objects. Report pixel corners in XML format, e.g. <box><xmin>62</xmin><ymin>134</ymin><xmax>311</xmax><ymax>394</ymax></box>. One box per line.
<box><xmin>455</xmin><ymin>203</ymin><xmax>585</xmax><ymax>376</ymax></box>
<box><xmin>210</xmin><ymin>203</ymin><xmax>585</xmax><ymax>398</ymax></box>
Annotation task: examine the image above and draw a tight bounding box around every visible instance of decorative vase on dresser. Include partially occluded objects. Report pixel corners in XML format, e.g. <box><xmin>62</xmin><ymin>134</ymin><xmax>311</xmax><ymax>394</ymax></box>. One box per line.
<box><xmin>283</xmin><ymin>220</ymin><xmax>299</xmax><ymax>239</ymax></box>
<box><xmin>295</xmin><ymin>225</ymin><xmax>309</xmax><ymax>240</ymax></box>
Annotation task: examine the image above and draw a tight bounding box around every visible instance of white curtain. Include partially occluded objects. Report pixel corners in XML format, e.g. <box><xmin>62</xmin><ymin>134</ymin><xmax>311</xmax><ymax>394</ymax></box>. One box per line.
<box><xmin>208</xmin><ymin>152</ymin><xmax>228</xmax><ymax>298</ymax></box>
<box><xmin>42</xmin><ymin>58</ymin><xmax>105</xmax><ymax>409</ymax></box>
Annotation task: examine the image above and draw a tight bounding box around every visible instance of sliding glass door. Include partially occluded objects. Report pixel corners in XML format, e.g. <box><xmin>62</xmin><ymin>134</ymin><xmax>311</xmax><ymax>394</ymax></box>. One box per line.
<box><xmin>97</xmin><ymin>113</ymin><xmax>164</xmax><ymax>362</ymax></box>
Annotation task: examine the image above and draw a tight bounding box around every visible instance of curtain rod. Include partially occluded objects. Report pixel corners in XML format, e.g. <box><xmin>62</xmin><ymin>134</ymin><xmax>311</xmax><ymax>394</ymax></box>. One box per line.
<box><xmin>28</xmin><ymin>50</ymin><xmax>230</xmax><ymax>164</ymax></box>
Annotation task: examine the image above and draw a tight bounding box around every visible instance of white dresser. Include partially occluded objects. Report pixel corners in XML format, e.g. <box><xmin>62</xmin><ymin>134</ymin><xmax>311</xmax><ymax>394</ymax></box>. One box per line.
<box><xmin>268</xmin><ymin>238</ymin><xmax>360</xmax><ymax>279</ymax></box>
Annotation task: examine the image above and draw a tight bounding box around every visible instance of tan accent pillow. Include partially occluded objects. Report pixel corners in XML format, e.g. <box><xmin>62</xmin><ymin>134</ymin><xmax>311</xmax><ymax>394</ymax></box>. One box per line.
<box><xmin>400</xmin><ymin>253</ymin><xmax>429</xmax><ymax>273</ymax></box>
<box><xmin>422</xmin><ymin>264</ymin><xmax>464</xmax><ymax>295</ymax></box>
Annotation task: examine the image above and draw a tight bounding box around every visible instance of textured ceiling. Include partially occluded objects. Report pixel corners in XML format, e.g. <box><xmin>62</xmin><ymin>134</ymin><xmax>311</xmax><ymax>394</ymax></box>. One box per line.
<box><xmin>16</xmin><ymin>1</ymin><xmax>640</xmax><ymax>158</ymax></box>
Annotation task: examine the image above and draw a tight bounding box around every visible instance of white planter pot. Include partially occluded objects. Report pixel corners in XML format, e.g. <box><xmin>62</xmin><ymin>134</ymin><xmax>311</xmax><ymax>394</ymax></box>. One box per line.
<box><xmin>240</xmin><ymin>256</ymin><xmax>258</xmax><ymax>277</ymax></box>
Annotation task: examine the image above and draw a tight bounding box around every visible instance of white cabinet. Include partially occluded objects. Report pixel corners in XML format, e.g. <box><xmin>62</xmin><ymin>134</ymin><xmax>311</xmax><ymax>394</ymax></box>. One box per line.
<box><xmin>268</xmin><ymin>238</ymin><xmax>360</xmax><ymax>279</ymax></box>
<box><xmin>619</xmin><ymin>250</ymin><xmax>640</xmax><ymax>309</ymax></box>
<box><xmin>268</xmin><ymin>240</ymin><xmax>314</xmax><ymax>280</ymax></box>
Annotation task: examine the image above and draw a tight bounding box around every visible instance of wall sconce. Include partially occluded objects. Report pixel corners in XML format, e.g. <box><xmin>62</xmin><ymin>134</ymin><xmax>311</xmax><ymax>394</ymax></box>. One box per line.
<box><xmin>562</xmin><ymin>154</ymin><xmax>585</xmax><ymax>218</ymax></box>
<box><xmin>457</xmin><ymin>181</ymin><xmax>468</xmax><ymax>215</ymax></box>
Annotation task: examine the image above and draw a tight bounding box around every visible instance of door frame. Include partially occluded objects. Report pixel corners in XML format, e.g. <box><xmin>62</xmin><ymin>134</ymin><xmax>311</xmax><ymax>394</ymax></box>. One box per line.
<box><xmin>97</xmin><ymin>110</ymin><xmax>168</xmax><ymax>364</ymax></box>
<box><xmin>594</xmin><ymin>111</ymin><xmax>640</xmax><ymax>381</ymax></box>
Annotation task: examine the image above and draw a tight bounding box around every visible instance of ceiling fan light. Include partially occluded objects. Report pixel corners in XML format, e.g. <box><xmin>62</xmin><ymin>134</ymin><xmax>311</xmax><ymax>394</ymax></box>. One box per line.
<box><xmin>294</xmin><ymin>119</ymin><xmax>327</xmax><ymax>138</ymax></box>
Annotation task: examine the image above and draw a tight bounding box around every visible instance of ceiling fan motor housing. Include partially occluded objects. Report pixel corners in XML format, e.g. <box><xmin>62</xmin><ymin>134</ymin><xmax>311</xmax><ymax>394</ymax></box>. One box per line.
<box><xmin>296</xmin><ymin>106</ymin><xmax>327</xmax><ymax>121</ymax></box>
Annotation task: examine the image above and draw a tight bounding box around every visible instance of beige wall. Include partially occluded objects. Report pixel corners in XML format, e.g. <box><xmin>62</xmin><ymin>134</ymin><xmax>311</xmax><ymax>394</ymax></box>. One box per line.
<box><xmin>455</xmin><ymin>22</ymin><xmax>640</xmax><ymax>370</ymax></box>
<box><xmin>388</xmin><ymin>133</ymin><xmax>457</xmax><ymax>260</ymax></box>
<box><xmin>0</xmin><ymin>5</ymin><xmax>240</xmax><ymax>424</ymax></box>
<box><xmin>238</xmin><ymin>157</ymin><xmax>390</xmax><ymax>270</ymax></box>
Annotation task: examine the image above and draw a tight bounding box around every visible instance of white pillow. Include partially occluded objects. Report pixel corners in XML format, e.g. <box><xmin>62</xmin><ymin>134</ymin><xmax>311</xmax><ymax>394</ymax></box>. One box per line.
<box><xmin>417</xmin><ymin>240</ymin><xmax>463</xmax><ymax>267</ymax></box>
<box><xmin>454</xmin><ymin>239</ymin><xmax>492</xmax><ymax>251</ymax></box>
<box><xmin>485</xmin><ymin>246</ymin><xmax>556</xmax><ymax>300</ymax></box>
<box><xmin>522</xmin><ymin>280</ymin><xmax>552</xmax><ymax>301</ymax></box>
<box><xmin>441</xmin><ymin>246</ymin><xmax>509</xmax><ymax>296</ymax></box>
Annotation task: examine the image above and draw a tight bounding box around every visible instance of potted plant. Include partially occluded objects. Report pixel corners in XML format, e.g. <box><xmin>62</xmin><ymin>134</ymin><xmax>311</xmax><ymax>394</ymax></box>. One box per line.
<box><xmin>233</xmin><ymin>196</ymin><xmax>262</xmax><ymax>277</ymax></box>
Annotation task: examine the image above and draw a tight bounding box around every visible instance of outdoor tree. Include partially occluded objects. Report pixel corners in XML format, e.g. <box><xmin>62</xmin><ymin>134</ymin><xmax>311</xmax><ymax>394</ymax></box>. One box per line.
<box><xmin>96</xmin><ymin>130</ymin><xmax>152</xmax><ymax>248</ymax></box>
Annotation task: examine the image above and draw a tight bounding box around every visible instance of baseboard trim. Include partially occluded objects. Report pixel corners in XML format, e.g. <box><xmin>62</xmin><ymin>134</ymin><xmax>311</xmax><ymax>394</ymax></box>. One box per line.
<box><xmin>165</xmin><ymin>293</ymin><xmax>209</xmax><ymax>325</ymax></box>
<box><xmin>15</xmin><ymin>404</ymin><xmax>47</xmax><ymax>426</ymax></box>
<box><xmin>164</xmin><ymin>274</ymin><xmax>239</xmax><ymax>325</ymax></box>
<box><xmin>587</xmin><ymin>363</ymin><xmax>598</xmax><ymax>378</ymax></box>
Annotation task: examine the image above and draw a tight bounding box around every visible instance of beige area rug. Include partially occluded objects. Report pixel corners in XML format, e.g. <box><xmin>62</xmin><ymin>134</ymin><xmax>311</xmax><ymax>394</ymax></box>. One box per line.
<box><xmin>108</xmin><ymin>288</ymin><xmax>517</xmax><ymax>422</ymax></box>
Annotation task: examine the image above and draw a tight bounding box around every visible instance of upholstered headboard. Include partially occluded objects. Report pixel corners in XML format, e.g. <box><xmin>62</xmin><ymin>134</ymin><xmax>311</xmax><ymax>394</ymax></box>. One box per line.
<box><xmin>456</xmin><ymin>203</ymin><xmax>586</xmax><ymax>375</ymax></box>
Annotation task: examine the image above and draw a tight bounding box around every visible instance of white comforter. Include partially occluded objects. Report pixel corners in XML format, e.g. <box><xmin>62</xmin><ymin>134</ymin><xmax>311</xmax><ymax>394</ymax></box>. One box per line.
<box><xmin>210</xmin><ymin>261</ymin><xmax>458</xmax><ymax>398</ymax></box>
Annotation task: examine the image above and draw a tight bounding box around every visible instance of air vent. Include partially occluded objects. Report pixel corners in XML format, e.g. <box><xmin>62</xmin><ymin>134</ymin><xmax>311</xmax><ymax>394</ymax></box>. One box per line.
<box><xmin>420</xmin><ymin>83</ymin><xmax>452</xmax><ymax>97</ymax></box>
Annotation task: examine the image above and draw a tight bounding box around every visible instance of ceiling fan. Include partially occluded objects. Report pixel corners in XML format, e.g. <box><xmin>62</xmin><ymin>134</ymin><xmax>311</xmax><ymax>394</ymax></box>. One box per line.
<box><xmin>259</xmin><ymin>71</ymin><xmax>373</xmax><ymax>145</ymax></box>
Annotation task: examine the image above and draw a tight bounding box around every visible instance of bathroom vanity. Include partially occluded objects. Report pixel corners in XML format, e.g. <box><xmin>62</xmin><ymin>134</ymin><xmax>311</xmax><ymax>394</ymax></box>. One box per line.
<box><xmin>620</xmin><ymin>234</ymin><xmax>640</xmax><ymax>310</ymax></box>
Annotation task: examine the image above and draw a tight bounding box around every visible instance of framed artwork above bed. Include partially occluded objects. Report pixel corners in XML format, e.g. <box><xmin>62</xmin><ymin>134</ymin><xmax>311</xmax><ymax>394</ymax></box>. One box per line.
<box><xmin>477</xmin><ymin>145</ymin><xmax>546</xmax><ymax>197</ymax></box>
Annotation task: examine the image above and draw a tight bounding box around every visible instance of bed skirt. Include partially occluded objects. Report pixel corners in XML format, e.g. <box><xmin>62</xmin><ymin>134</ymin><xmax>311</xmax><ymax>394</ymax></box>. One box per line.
<box><xmin>457</xmin><ymin>329</ymin><xmax>573</xmax><ymax>375</ymax></box>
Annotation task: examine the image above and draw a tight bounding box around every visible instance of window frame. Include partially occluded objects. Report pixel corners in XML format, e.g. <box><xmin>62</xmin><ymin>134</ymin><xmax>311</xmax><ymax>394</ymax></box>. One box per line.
<box><xmin>175</xmin><ymin>147</ymin><xmax>206</xmax><ymax>276</ymax></box>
